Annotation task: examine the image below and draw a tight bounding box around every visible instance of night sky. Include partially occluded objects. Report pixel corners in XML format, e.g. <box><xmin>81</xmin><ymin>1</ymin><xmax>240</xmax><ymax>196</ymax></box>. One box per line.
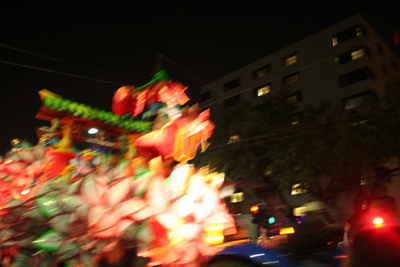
<box><xmin>1</xmin><ymin>1</ymin><xmax>399</xmax><ymax>153</ymax></box>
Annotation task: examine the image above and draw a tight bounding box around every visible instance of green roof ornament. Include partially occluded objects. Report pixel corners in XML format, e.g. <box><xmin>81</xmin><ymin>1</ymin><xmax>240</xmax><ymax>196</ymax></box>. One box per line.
<box><xmin>136</xmin><ymin>70</ymin><xmax>172</xmax><ymax>91</ymax></box>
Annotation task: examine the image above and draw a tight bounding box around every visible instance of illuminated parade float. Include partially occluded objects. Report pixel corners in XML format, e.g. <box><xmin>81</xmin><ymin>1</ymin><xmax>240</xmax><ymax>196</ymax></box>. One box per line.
<box><xmin>0</xmin><ymin>70</ymin><xmax>236</xmax><ymax>266</ymax></box>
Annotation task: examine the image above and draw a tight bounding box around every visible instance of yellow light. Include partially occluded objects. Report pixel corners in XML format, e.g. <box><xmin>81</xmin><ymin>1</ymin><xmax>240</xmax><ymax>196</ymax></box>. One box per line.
<box><xmin>279</xmin><ymin>227</ymin><xmax>295</xmax><ymax>235</ymax></box>
<box><xmin>205</xmin><ymin>223</ymin><xmax>224</xmax><ymax>245</ymax></box>
<box><xmin>205</xmin><ymin>224</ymin><xmax>224</xmax><ymax>232</ymax></box>
<box><xmin>211</xmin><ymin>173</ymin><xmax>225</xmax><ymax>189</ymax></box>
<box><xmin>205</xmin><ymin>235</ymin><xmax>224</xmax><ymax>244</ymax></box>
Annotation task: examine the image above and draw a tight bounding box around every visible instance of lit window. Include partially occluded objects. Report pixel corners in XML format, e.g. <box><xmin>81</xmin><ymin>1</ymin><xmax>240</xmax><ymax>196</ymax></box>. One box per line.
<box><xmin>356</xmin><ymin>27</ymin><xmax>363</xmax><ymax>36</ymax></box>
<box><xmin>351</xmin><ymin>48</ymin><xmax>365</xmax><ymax>60</ymax></box>
<box><xmin>291</xmin><ymin>184</ymin><xmax>308</xmax><ymax>195</ymax></box>
<box><xmin>293</xmin><ymin>207</ymin><xmax>307</xmax><ymax>216</ymax></box>
<box><xmin>287</xmin><ymin>95</ymin><xmax>298</xmax><ymax>104</ymax></box>
<box><xmin>228</xmin><ymin>135</ymin><xmax>240</xmax><ymax>144</ymax></box>
<box><xmin>332</xmin><ymin>25</ymin><xmax>364</xmax><ymax>46</ymax></box>
<box><xmin>344</xmin><ymin>97</ymin><xmax>364</xmax><ymax>110</ymax></box>
<box><xmin>336</xmin><ymin>48</ymin><xmax>366</xmax><ymax>65</ymax></box>
<box><xmin>291</xmin><ymin>116</ymin><xmax>300</xmax><ymax>125</ymax></box>
<box><xmin>362</xmin><ymin>201</ymin><xmax>368</xmax><ymax>210</ymax></box>
<box><xmin>253</xmin><ymin>83</ymin><xmax>272</xmax><ymax>97</ymax></box>
<box><xmin>283</xmin><ymin>54</ymin><xmax>298</xmax><ymax>67</ymax></box>
<box><xmin>332</xmin><ymin>37</ymin><xmax>338</xmax><ymax>46</ymax></box>
<box><xmin>343</xmin><ymin>91</ymin><xmax>375</xmax><ymax>110</ymax></box>
<box><xmin>231</xmin><ymin>192</ymin><xmax>244</xmax><ymax>203</ymax></box>
<box><xmin>283</xmin><ymin>72</ymin><xmax>299</xmax><ymax>85</ymax></box>
<box><xmin>287</xmin><ymin>91</ymin><xmax>302</xmax><ymax>105</ymax></box>
<box><xmin>257</xmin><ymin>84</ymin><xmax>271</xmax><ymax>96</ymax></box>
<box><xmin>256</xmin><ymin>68</ymin><xmax>269</xmax><ymax>77</ymax></box>
<box><xmin>252</xmin><ymin>65</ymin><xmax>271</xmax><ymax>79</ymax></box>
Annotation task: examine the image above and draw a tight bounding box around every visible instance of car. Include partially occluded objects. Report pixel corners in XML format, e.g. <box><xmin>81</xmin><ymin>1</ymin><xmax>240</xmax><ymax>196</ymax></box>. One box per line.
<box><xmin>343</xmin><ymin>196</ymin><xmax>400</xmax><ymax>267</ymax></box>
<box><xmin>207</xmin><ymin>240</ymin><xmax>294</xmax><ymax>267</ymax></box>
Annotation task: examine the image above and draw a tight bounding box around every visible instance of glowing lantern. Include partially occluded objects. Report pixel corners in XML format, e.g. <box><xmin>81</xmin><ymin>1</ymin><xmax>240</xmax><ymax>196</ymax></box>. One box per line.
<box><xmin>112</xmin><ymin>86</ymin><xmax>134</xmax><ymax>116</ymax></box>
<box><xmin>204</xmin><ymin>223</ymin><xmax>224</xmax><ymax>245</ymax></box>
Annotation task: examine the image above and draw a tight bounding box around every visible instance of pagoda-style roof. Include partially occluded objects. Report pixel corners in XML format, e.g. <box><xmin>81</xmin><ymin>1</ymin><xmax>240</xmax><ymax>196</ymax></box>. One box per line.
<box><xmin>35</xmin><ymin>89</ymin><xmax>152</xmax><ymax>150</ymax></box>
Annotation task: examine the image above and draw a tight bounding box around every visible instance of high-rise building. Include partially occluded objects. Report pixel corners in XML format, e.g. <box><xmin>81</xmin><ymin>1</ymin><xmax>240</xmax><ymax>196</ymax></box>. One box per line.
<box><xmin>200</xmin><ymin>14</ymin><xmax>400</xmax><ymax>222</ymax></box>
<box><xmin>200</xmin><ymin>14</ymin><xmax>400</xmax><ymax>113</ymax></box>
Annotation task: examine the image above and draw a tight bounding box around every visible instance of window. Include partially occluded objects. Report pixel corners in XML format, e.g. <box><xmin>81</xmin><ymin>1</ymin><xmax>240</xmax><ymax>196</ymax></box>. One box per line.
<box><xmin>342</xmin><ymin>91</ymin><xmax>375</xmax><ymax>110</ymax></box>
<box><xmin>228</xmin><ymin>135</ymin><xmax>240</xmax><ymax>144</ymax></box>
<box><xmin>230</xmin><ymin>192</ymin><xmax>244</xmax><ymax>203</ymax></box>
<box><xmin>291</xmin><ymin>118</ymin><xmax>300</xmax><ymax>125</ymax></box>
<box><xmin>283</xmin><ymin>72</ymin><xmax>299</xmax><ymax>85</ymax></box>
<box><xmin>200</xmin><ymin>91</ymin><xmax>212</xmax><ymax>102</ymax></box>
<box><xmin>291</xmin><ymin>113</ymin><xmax>302</xmax><ymax>125</ymax></box>
<box><xmin>338</xmin><ymin>67</ymin><xmax>373</xmax><ymax>87</ymax></box>
<box><xmin>335</xmin><ymin>47</ymin><xmax>366</xmax><ymax>65</ymax></box>
<box><xmin>252</xmin><ymin>65</ymin><xmax>271</xmax><ymax>79</ymax></box>
<box><xmin>282</xmin><ymin>53</ymin><xmax>298</xmax><ymax>67</ymax></box>
<box><xmin>287</xmin><ymin>91</ymin><xmax>302</xmax><ymax>104</ymax></box>
<box><xmin>332</xmin><ymin>25</ymin><xmax>364</xmax><ymax>46</ymax></box>
<box><xmin>351</xmin><ymin>49</ymin><xmax>365</xmax><ymax>60</ymax></box>
<box><xmin>223</xmin><ymin>78</ymin><xmax>241</xmax><ymax>92</ymax></box>
<box><xmin>294</xmin><ymin>207</ymin><xmax>307</xmax><ymax>216</ymax></box>
<box><xmin>291</xmin><ymin>184</ymin><xmax>308</xmax><ymax>195</ymax></box>
<box><xmin>253</xmin><ymin>83</ymin><xmax>271</xmax><ymax>97</ymax></box>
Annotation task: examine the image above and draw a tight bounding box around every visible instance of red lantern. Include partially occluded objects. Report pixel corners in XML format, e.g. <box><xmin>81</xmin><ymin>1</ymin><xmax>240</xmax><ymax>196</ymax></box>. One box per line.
<box><xmin>112</xmin><ymin>86</ymin><xmax>134</xmax><ymax>116</ymax></box>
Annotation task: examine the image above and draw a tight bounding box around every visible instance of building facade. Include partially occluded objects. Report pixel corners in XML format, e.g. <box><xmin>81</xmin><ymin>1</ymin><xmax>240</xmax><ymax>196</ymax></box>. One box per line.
<box><xmin>201</xmin><ymin>15</ymin><xmax>400</xmax><ymax>223</ymax></box>
<box><xmin>200</xmin><ymin>15</ymin><xmax>400</xmax><ymax>113</ymax></box>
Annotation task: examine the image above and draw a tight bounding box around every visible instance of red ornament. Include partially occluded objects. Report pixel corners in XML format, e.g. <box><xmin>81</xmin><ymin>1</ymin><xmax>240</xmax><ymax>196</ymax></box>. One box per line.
<box><xmin>112</xmin><ymin>86</ymin><xmax>134</xmax><ymax>116</ymax></box>
<box><xmin>158</xmin><ymin>81</ymin><xmax>189</xmax><ymax>107</ymax></box>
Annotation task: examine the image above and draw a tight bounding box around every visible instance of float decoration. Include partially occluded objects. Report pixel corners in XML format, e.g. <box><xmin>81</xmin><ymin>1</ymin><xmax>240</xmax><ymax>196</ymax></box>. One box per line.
<box><xmin>36</xmin><ymin>89</ymin><xmax>152</xmax><ymax>151</ymax></box>
<box><xmin>112</xmin><ymin>70</ymin><xmax>190</xmax><ymax>118</ymax></box>
<box><xmin>0</xmin><ymin>70</ymin><xmax>235</xmax><ymax>267</ymax></box>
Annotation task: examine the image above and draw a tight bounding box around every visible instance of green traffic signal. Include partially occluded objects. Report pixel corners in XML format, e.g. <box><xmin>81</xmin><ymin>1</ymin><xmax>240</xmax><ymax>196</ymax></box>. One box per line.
<box><xmin>268</xmin><ymin>216</ymin><xmax>275</xmax><ymax>224</ymax></box>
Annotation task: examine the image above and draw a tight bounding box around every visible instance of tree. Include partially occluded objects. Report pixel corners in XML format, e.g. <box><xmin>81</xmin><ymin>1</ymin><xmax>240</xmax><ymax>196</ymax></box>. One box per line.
<box><xmin>193</xmin><ymin>84</ymin><xmax>400</xmax><ymax>221</ymax></box>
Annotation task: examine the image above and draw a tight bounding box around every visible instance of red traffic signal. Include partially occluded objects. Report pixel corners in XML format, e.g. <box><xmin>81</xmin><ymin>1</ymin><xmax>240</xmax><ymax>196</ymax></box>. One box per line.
<box><xmin>250</xmin><ymin>205</ymin><xmax>260</xmax><ymax>214</ymax></box>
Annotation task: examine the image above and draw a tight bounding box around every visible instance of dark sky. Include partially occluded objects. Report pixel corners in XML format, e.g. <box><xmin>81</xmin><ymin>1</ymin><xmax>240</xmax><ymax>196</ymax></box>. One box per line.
<box><xmin>1</xmin><ymin>1</ymin><xmax>399</xmax><ymax>153</ymax></box>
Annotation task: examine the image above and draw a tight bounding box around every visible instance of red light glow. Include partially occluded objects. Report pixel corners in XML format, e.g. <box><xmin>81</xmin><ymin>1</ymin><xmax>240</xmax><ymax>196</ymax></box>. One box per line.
<box><xmin>373</xmin><ymin>217</ymin><xmax>384</xmax><ymax>227</ymax></box>
<box><xmin>250</xmin><ymin>205</ymin><xmax>259</xmax><ymax>213</ymax></box>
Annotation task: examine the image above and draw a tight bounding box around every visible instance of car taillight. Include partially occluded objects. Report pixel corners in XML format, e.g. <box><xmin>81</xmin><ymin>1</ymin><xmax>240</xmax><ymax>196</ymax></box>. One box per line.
<box><xmin>373</xmin><ymin>217</ymin><xmax>384</xmax><ymax>227</ymax></box>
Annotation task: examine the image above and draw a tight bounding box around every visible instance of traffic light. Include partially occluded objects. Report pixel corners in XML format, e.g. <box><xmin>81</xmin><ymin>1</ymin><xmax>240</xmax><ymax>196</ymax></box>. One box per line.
<box><xmin>250</xmin><ymin>204</ymin><xmax>261</xmax><ymax>224</ymax></box>
<box><xmin>264</xmin><ymin>208</ymin><xmax>275</xmax><ymax>225</ymax></box>
<box><xmin>251</xmin><ymin>204</ymin><xmax>276</xmax><ymax>225</ymax></box>
<box><xmin>268</xmin><ymin>216</ymin><xmax>275</xmax><ymax>224</ymax></box>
